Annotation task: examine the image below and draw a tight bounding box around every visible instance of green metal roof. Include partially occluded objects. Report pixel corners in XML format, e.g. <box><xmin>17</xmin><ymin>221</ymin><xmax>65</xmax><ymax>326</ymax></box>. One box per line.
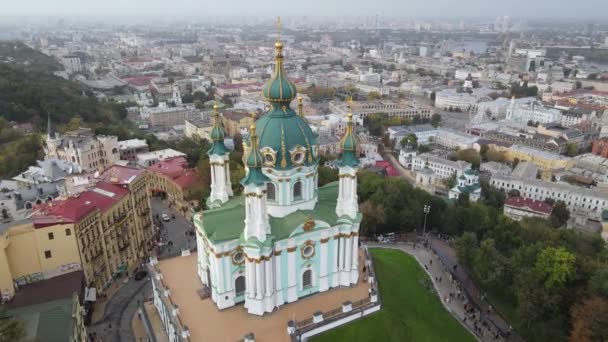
<box><xmin>262</xmin><ymin>42</ymin><xmax>297</xmax><ymax>104</ymax></box>
<box><xmin>255</xmin><ymin>108</ymin><xmax>318</xmax><ymax>170</ymax></box>
<box><xmin>464</xmin><ymin>168</ymin><xmax>478</xmax><ymax>176</ymax></box>
<box><xmin>336</xmin><ymin>115</ymin><xmax>359</xmax><ymax>168</ymax></box>
<box><xmin>8</xmin><ymin>298</ymin><xmax>75</xmax><ymax>342</ymax></box>
<box><xmin>198</xmin><ymin>182</ymin><xmax>347</xmax><ymax>244</ymax></box>
<box><xmin>208</xmin><ymin>107</ymin><xmax>229</xmax><ymax>156</ymax></box>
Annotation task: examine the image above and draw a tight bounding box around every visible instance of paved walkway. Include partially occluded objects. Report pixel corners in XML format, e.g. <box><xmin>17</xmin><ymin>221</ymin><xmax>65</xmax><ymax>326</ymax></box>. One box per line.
<box><xmin>367</xmin><ymin>242</ymin><xmax>514</xmax><ymax>342</ymax></box>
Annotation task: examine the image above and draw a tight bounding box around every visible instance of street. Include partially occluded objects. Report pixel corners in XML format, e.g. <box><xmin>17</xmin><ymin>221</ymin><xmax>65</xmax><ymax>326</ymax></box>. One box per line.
<box><xmin>88</xmin><ymin>198</ymin><xmax>196</xmax><ymax>342</ymax></box>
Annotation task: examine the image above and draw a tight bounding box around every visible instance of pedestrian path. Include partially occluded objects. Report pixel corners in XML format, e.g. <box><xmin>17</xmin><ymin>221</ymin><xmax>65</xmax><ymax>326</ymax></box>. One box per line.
<box><xmin>367</xmin><ymin>242</ymin><xmax>510</xmax><ymax>342</ymax></box>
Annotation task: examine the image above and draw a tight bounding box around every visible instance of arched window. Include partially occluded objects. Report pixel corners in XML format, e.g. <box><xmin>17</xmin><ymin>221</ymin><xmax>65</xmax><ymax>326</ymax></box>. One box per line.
<box><xmin>302</xmin><ymin>269</ymin><xmax>312</xmax><ymax>289</ymax></box>
<box><xmin>293</xmin><ymin>181</ymin><xmax>302</xmax><ymax>201</ymax></box>
<box><xmin>267</xmin><ymin>183</ymin><xmax>276</xmax><ymax>201</ymax></box>
<box><xmin>235</xmin><ymin>276</ymin><xmax>246</xmax><ymax>296</ymax></box>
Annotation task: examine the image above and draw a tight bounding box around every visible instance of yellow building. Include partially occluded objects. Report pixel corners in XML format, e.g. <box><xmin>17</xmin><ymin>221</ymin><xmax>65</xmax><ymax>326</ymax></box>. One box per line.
<box><xmin>148</xmin><ymin>156</ymin><xmax>202</xmax><ymax>216</ymax></box>
<box><xmin>221</xmin><ymin>109</ymin><xmax>257</xmax><ymax>137</ymax></box>
<box><xmin>0</xmin><ymin>219</ymin><xmax>81</xmax><ymax>301</ymax></box>
<box><xmin>489</xmin><ymin>143</ymin><xmax>574</xmax><ymax>171</ymax></box>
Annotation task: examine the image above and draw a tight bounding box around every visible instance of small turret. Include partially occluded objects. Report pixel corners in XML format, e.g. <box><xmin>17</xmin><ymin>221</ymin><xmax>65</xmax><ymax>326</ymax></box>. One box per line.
<box><xmin>337</xmin><ymin>100</ymin><xmax>359</xmax><ymax>168</ymax></box>
<box><xmin>207</xmin><ymin>104</ymin><xmax>228</xmax><ymax>156</ymax></box>
<box><xmin>241</xmin><ymin>124</ymin><xmax>269</xmax><ymax>186</ymax></box>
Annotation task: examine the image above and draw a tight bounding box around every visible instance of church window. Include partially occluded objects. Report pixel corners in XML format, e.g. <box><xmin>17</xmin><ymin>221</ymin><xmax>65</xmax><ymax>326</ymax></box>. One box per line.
<box><xmin>302</xmin><ymin>269</ymin><xmax>312</xmax><ymax>289</ymax></box>
<box><xmin>292</xmin><ymin>152</ymin><xmax>304</xmax><ymax>164</ymax></box>
<box><xmin>235</xmin><ymin>276</ymin><xmax>246</xmax><ymax>295</ymax></box>
<box><xmin>267</xmin><ymin>183</ymin><xmax>276</xmax><ymax>201</ymax></box>
<box><xmin>293</xmin><ymin>181</ymin><xmax>302</xmax><ymax>201</ymax></box>
<box><xmin>302</xmin><ymin>245</ymin><xmax>315</xmax><ymax>258</ymax></box>
<box><xmin>232</xmin><ymin>251</ymin><xmax>245</xmax><ymax>265</ymax></box>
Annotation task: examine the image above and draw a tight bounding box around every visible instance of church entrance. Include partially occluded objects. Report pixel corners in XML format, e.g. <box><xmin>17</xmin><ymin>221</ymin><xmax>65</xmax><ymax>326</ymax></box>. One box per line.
<box><xmin>302</xmin><ymin>270</ymin><xmax>312</xmax><ymax>289</ymax></box>
<box><xmin>235</xmin><ymin>276</ymin><xmax>245</xmax><ymax>295</ymax></box>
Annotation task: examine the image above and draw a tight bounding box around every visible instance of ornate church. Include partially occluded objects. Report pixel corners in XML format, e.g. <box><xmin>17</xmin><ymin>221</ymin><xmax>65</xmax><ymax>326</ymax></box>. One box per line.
<box><xmin>193</xmin><ymin>37</ymin><xmax>362</xmax><ymax>316</ymax></box>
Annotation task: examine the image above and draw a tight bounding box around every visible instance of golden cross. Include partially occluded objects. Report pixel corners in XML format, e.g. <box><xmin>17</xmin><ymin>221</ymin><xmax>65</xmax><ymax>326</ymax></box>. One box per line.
<box><xmin>277</xmin><ymin>16</ymin><xmax>281</xmax><ymax>41</ymax></box>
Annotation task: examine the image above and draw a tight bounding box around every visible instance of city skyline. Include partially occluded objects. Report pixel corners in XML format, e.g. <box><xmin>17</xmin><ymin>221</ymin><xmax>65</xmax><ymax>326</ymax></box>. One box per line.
<box><xmin>2</xmin><ymin>0</ymin><xmax>608</xmax><ymax>19</ymax></box>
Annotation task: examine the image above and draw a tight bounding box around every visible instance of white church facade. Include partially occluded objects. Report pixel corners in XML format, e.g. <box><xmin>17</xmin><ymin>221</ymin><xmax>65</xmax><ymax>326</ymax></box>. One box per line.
<box><xmin>193</xmin><ymin>39</ymin><xmax>362</xmax><ymax>316</ymax></box>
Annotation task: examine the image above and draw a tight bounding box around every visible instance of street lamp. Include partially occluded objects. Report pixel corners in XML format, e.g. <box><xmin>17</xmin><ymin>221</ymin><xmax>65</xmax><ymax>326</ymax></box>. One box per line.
<box><xmin>422</xmin><ymin>205</ymin><xmax>431</xmax><ymax>238</ymax></box>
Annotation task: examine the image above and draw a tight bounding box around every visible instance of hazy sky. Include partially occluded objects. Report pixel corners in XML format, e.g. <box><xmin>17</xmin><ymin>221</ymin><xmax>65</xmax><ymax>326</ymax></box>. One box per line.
<box><xmin>2</xmin><ymin>0</ymin><xmax>608</xmax><ymax>19</ymax></box>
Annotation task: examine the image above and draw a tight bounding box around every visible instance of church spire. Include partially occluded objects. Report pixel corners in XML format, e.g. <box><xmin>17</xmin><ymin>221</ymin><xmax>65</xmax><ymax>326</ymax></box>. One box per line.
<box><xmin>297</xmin><ymin>96</ymin><xmax>304</xmax><ymax>117</ymax></box>
<box><xmin>207</xmin><ymin>103</ymin><xmax>228</xmax><ymax>156</ymax></box>
<box><xmin>262</xmin><ymin>17</ymin><xmax>297</xmax><ymax>108</ymax></box>
<box><xmin>241</xmin><ymin>123</ymin><xmax>269</xmax><ymax>186</ymax></box>
<box><xmin>337</xmin><ymin>98</ymin><xmax>359</xmax><ymax>168</ymax></box>
<box><xmin>47</xmin><ymin>113</ymin><xmax>56</xmax><ymax>139</ymax></box>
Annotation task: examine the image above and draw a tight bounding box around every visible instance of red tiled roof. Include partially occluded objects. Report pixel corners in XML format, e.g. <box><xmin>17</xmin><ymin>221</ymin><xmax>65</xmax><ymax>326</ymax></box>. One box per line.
<box><xmin>122</xmin><ymin>76</ymin><xmax>153</xmax><ymax>86</ymax></box>
<box><xmin>33</xmin><ymin>182</ymin><xmax>129</xmax><ymax>227</ymax></box>
<box><xmin>374</xmin><ymin>160</ymin><xmax>400</xmax><ymax>177</ymax></box>
<box><xmin>148</xmin><ymin>157</ymin><xmax>201</xmax><ymax>189</ymax></box>
<box><xmin>505</xmin><ymin>196</ymin><xmax>553</xmax><ymax>215</ymax></box>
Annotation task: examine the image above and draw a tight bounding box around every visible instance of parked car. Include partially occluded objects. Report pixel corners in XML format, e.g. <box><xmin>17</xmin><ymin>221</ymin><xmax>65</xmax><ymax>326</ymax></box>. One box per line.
<box><xmin>134</xmin><ymin>270</ymin><xmax>148</xmax><ymax>281</ymax></box>
<box><xmin>162</xmin><ymin>213</ymin><xmax>170</xmax><ymax>222</ymax></box>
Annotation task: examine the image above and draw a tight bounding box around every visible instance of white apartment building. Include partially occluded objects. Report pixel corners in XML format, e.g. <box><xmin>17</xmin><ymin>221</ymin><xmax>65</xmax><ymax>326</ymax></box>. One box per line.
<box><xmin>387</xmin><ymin>124</ymin><xmax>437</xmax><ymax>145</ymax></box>
<box><xmin>434</xmin><ymin>88</ymin><xmax>495</xmax><ymax>112</ymax></box>
<box><xmin>45</xmin><ymin>128</ymin><xmax>120</xmax><ymax>172</ymax></box>
<box><xmin>506</xmin><ymin>99</ymin><xmax>562</xmax><ymax>125</ymax></box>
<box><xmin>118</xmin><ymin>139</ymin><xmax>149</xmax><ymax>162</ymax></box>
<box><xmin>551</xmin><ymin>81</ymin><xmax>576</xmax><ymax>94</ymax></box>
<box><xmin>435</xmin><ymin>128</ymin><xmax>479</xmax><ymax>150</ymax></box>
<box><xmin>184</xmin><ymin>118</ymin><xmax>212</xmax><ymax>140</ymax></box>
<box><xmin>136</xmin><ymin>148</ymin><xmax>186</xmax><ymax>167</ymax></box>
<box><xmin>355</xmin><ymin>83</ymin><xmax>390</xmax><ymax>96</ymax></box>
<box><xmin>490</xmin><ymin>174</ymin><xmax>608</xmax><ymax>220</ymax></box>
<box><xmin>412</xmin><ymin>154</ymin><xmax>471</xmax><ymax>180</ymax></box>
<box><xmin>146</xmin><ymin>106</ymin><xmax>201</xmax><ymax>128</ymax></box>
<box><xmin>329</xmin><ymin>100</ymin><xmax>434</xmax><ymax>122</ymax></box>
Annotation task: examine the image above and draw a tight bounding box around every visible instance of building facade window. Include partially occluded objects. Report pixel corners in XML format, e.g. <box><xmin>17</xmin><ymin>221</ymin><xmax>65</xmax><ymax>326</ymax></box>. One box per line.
<box><xmin>267</xmin><ymin>183</ymin><xmax>276</xmax><ymax>201</ymax></box>
<box><xmin>235</xmin><ymin>276</ymin><xmax>246</xmax><ymax>296</ymax></box>
<box><xmin>302</xmin><ymin>269</ymin><xmax>312</xmax><ymax>289</ymax></box>
<box><xmin>44</xmin><ymin>250</ymin><xmax>52</xmax><ymax>259</ymax></box>
<box><xmin>65</xmin><ymin>228</ymin><xmax>71</xmax><ymax>236</ymax></box>
<box><xmin>293</xmin><ymin>181</ymin><xmax>302</xmax><ymax>201</ymax></box>
<box><xmin>48</xmin><ymin>232</ymin><xmax>54</xmax><ymax>240</ymax></box>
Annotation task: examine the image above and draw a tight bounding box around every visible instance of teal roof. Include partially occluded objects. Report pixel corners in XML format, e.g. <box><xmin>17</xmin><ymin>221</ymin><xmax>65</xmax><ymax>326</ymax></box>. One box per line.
<box><xmin>337</xmin><ymin>114</ymin><xmax>359</xmax><ymax>168</ymax></box>
<box><xmin>197</xmin><ymin>182</ymin><xmax>351</xmax><ymax>244</ymax></box>
<box><xmin>256</xmin><ymin>105</ymin><xmax>318</xmax><ymax>170</ymax></box>
<box><xmin>208</xmin><ymin>108</ymin><xmax>229</xmax><ymax>156</ymax></box>
<box><xmin>241</xmin><ymin>126</ymin><xmax>270</xmax><ymax>186</ymax></box>
<box><xmin>464</xmin><ymin>168</ymin><xmax>478</xmax><ymax>176</ymax></box>
<box><xmin>262</xmin><ymin>42</ymin><xmax>297</xmax><ymax>104</ymax></box>
<box><xmin>255</xmin><ymin>40</ymin><xmax>317</xmax><ymax>170</ymax></box>
<box><xmin>8</xmin><ymin>298</ymin><xmax>76</xmax><ymax>342</ymax></box>
<box><xmin>455</xmin><ymin>183</ymin><xmax>481</xmax><ymax>194</ymax></box>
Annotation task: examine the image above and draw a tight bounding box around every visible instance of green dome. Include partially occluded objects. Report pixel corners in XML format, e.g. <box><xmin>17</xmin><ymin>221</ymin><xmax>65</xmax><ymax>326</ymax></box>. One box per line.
<box><xmin>262</xmin><ymin>42</ymin><xmax>297</xmax><ymax>104</ymax></box>
<box><xmin>207</xmin><ymin>105</ymin><xmax>229</xmax><ymax>156</ymax></box>
<box><xmin>337</xmin><ymin>113</ymin><xmax>359</xmax><ymax>168</ymax></box>
<box><xmin>241</xmin><ymin>125</ymin><xmax>270</xmax><ymax>186</ymax></box>
<box><xmin>255</xmin><ymin>40</ymin><xmax>317</xmax><ymax>170</ymax></box>
<box><xmin>256</xmin><ymin>106</ymin><xmax>318</xmax><ymax>170</ymax></box>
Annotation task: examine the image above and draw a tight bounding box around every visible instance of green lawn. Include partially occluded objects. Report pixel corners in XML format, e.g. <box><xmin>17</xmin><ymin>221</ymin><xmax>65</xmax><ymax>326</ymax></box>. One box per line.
<box><xmin>312</xmin><ymin>248</ymin><xmax>475</xmax><ymax>342</ymax></box>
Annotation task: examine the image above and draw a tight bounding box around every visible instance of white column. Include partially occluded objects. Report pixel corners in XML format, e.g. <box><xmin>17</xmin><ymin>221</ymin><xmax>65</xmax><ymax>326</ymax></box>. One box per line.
<box><xmin>338</xmin><ymin>237</ymin><xmax>345</xmax><ymax>271</ymax></box>
<box><xmin>246</xmin><ymin>261</ymin><xmax>255</xmax><ymax>298</ymax></box>
<box><xmin>351</xmin><ymin>234</ymin><xmax>359</xmax><ymax>284</ymax></box>
<box><xmin>344</xmin><ymin>236</ymin><xmax>352</xmax><ymax>278</ymax></box>
<box><xmin>287</xmin><ymin>249</ymin><xmax>297</xmax><ymax>302</ymax></box>
<box><xmin>265</xmin><ymin>259</ymin><xmax>273</xmax><ymax>296</ymax></box>
<box><xmin>319</xmin><ymin>239</ymin><xmax>329</xmax><ymax>292</ymax></box>
<box><xmin>275</xmin><ymin>254</ymin><xmax>284</xmax><ymax>305</ymax></box>
<box><xmin>331</xmin><ymin>238</ymin><xmax>339</xmax><ymax>287</ymax></box>
<box><xmin>255</xmin><ymin>261</ymin><xmax>264</xmax><ymax>299</ymax></box>
<box><xmin>209</xmin><ymin>255</ymin><xmax>217</xmax><ymax>301</ymax></box>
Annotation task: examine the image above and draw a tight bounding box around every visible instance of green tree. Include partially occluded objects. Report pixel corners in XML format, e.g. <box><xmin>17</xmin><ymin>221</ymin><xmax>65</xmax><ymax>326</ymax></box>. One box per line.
<box><xmin>368</xmin><ymin>91</ymin><xmax>382</xmax><ymax>100</ymax></box>
<box><xmin>589</xmin><ymin>267</ymin><xmax>608</xmax><ymax>297</ymax></box>
<box><xmin>566</xmin><ymin>143</ymin><xmax>578</xmax><ymax>157</ymax></box>
<box><xmin>455</xmin><ymin>232</ymin><xmax>478</xmax><ymax>267</ymax></box>
<box><xmin>550</xmin><ymin>200</ymin><xmax>570</xmax><ymax>228</ymax></box>
<box><xmin>535</xmin><ymin>246</ymin><xmax>576</xmax><ymax>289</ymax></box>
<box><xmin>430</xmin><ymin>113</ymin><xmax>441</xmax><ymax>127</ymax></box>
<box><xmin>0</xmin><ymin>305</ymin><xmax>24</xmax><ymax>342</ymax></box>
<box><xmin>570</xmin><ymin>296</ymin><xmax>608</xmax><ymax>342</ymax></box>
<box><xmin>318</xmin><ymin>166</ymin><xmax>339</xmax><ymax>186</ymax></box>
<box><xmin>399</xmin><ymin>134</ymin><xmax>418</xmax><ymax>149</ymax></box>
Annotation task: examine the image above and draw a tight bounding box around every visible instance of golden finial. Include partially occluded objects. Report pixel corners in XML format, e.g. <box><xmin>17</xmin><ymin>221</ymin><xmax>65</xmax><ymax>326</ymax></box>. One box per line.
<box><xmin>277</xmin><ymin>16</ymin><xmax>281</xmax><ymax>41</ymax></box>
<box><xmin>250</xmin><ymin>111</ymin><xmax>257</xmax><ymax>132</ymax></box>
<box><xmin>297</xmin><ymin>96</ymin><xmax>303</xmax><ymax>117</ymax></box>
<box><xmin>347</xmin><ymin>96</ymin><xmax>353</xmax><ymax>121</ymax></box>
